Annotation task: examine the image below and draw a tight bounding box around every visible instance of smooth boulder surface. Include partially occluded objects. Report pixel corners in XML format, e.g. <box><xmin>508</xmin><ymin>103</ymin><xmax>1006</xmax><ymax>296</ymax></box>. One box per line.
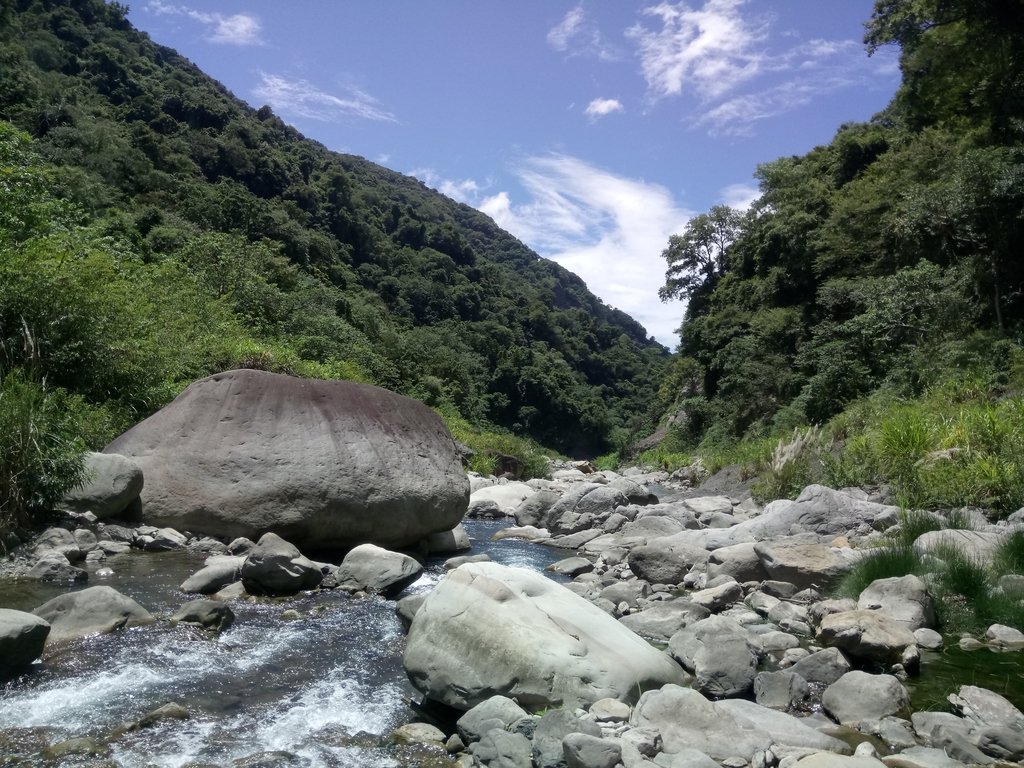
<box><xmin>0</xmin><ymin>609</ymin><xmax>50</xmax><ymax>679</ymax></box>
<box><xmin>403</xmin><ymin>561</ymin><xmax>688</xmax><ymax>710</ymax></box>
<box><xmin>239</xmin><ymin>533</ymin><xmax>322</xmax><ymax>595</ymax></box>
<box><xmin>32</xmin><ymin>586</ymin><xmax>153</xmax><ymax>644</ymax></box>
<box><xmin>104</xmin><ymin>369</ymin><xmax>469</xmax><ymax>550</ymax></box>
<box><xmin>816</xmin><ymin>610</ymin><xmax>917</xmax><ymax>664</ymax></box>
<box><xmin>630</xmin><ymin>684</ymin><xmax>772</xmax><ymax>761</ymax></box>
<box><xmin>334</xmin><ymin>543</ymin><xmax>422</xmax><ymax>597</ymax></box>
<box><xmin>59</xmin><ymin>451</ymin><xmax>143</xmax><ymax>519</ymax></box>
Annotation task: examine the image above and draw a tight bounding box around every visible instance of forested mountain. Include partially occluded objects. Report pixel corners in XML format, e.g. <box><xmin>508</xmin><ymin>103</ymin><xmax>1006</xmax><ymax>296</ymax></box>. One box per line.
<box><xmin>657</xmin><ymin>0</ymin><xmax>1024</xmax><ymax>449</ymax></box>
<box><xmin>0</xmin><ymin>0</ymin><xmax>668</xmax><ymax>462</ymax></box>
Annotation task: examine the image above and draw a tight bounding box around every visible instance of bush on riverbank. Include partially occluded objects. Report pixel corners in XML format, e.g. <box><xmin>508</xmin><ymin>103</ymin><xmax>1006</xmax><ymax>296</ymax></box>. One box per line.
<box><xmin>835</xmin><ymin>521</ymin><xmax>1024</xmax><ymax>635</ymax></box>
<box><xmin>0</xmin><ymin>370</ymin><xmax>108</xmax><ymax>536</ymax></box>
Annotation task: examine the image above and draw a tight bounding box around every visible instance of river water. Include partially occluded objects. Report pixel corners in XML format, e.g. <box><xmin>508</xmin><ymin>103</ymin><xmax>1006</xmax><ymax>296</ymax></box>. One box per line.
<box><xmin>0</xmin><ymin>519</ymin><xmax>566</xmax><ymax>767</ymax></box>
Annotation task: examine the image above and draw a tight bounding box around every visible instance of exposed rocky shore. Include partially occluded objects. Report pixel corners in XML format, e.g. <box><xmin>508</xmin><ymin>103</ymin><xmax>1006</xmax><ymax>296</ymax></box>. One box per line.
<box><xmin>2</xmin><ymin>370</ymin><xmax>1023</xmax><ymax>767</ymax></box>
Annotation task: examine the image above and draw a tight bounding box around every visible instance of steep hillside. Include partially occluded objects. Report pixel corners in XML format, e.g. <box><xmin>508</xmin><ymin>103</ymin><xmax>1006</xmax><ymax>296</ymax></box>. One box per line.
<box><xmin>645</xmin><ymin>0</ymin><xmax>1024</xmax><ymax>513</ymax></box>
<box><xmin>0</xmin><ymin>0</ymin><xmax>668</xmax><ymax>460</ymax></box>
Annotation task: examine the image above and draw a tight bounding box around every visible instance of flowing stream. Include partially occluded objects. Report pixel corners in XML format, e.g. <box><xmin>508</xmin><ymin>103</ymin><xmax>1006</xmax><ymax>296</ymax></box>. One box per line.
<box><xmin>0</xmin><ymin>519</ymin><xmax>566</xmax><ymax>767</ymax></box>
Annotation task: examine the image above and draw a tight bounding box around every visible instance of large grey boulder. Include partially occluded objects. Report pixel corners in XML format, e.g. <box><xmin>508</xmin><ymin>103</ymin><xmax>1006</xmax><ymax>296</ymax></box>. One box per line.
<box><xmin>562</xmin><ymin>733</ymin><xmax>622</xmax><ymax>768</ymax></box>
<box><xmin>630</xmin><ymin>684</ymin><xmax>772</xmax><ymax>761</ymax></box>
<box><xmin>948</xmin><ymin>685</ymin><xmax>1024</xmax><ymax>731</ymax></box>
<box><xmin>469</xmin><ymin>729</ymin><xmax>533</xmax><ymax>768</ymax></box>
<box><xmin>60</xmin><ymin>452</ymin><xmax>143</xmax><ymax>519</ymax></box>
<box><xmin>545</xmin><ymin>484</ymin><xmax>629</xmax><ymax>534</ymax></box>
<box><xmin>857</xmin><ymin>575</ymin><xmax>936</xmax><ymax>630</ymax></box>
<box><xmin>334</xmin><ymin>543</ymin><xmax>422</xmax><ymax>597</ymax></box>
<box><xmin>104</xmin><ymin>370</ymin><xmax>469</xmax><ymax>550</ymax></box>
<box><xmin>822</xmin><ymin>671</ymin><xmax>910</xmax><ymax>727</ymax></box>
<box><xmin>629</xmin><ymin>532</ymin><xmax>711</xmax><ymax>585</ymax></box>
<box><xmin>816</xmin><ymin>610</ymin><xmax>917</xmax><ymax>665</ymax></box>
<box><xmin>716</xmin><ymin>698</ymin><xmax>852</xmax><ymax>753</ymax></box>
<box><xmin>403</xmin><ymin>561</ymin><xmax>688</xmax><ymax>710</ymax></box>
<box><xmin>913</xmin><ymin>530</ymin><xmax>1006</xmax><ymax>564</ymax></box>
<box><xmin>750</xmin><ymin>486</ymin><xmax>900</xmax><ymax>539</ymax></box>
<box><xmin>0</xmin><ymin>609</ymin><xmax>50</xmax><ymax>680</ymax></box>
<box><xmin>754</xmin><ymin>536</ymin><xmax>857</xmax><ymax>590</ymax></box>
<box><xmin>239</xmin><ymin>533</ymin><xmax>322</xmax><ymax>595</ymax></box>
<box><xmin>668</xmin><ymin>615</ymin><xmax>758</xmax><ymax>698</ymax></box>
<box><xmin>32</xmin><ymin>586</ymin><xmax>153</xmax><ymax>644</ymax></box>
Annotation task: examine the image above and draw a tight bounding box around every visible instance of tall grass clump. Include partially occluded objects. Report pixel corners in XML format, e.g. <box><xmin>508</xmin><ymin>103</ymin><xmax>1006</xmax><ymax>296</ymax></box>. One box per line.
<box><xmin>822</xmin><ymin>376</ymin><xmax>1024</xmax><ymax>515</ymax></box>
<box><xmin>0</xmin><ymin>369</ymin><xmax>108</xmax><ymax>536</ymax></box>
<box><xmin>438</xmin><ymin>407</ymin><xmax>551</xmax><ymax>480</ymax></box>
<box><xmin>753</xmin><ymin>426</ymin><xmax>829</xmax><ymax>502</ymax></box>
<box><xmin>835</xmin><ymin>515</ymin><xmax>1024</xmax><ymax>633</ymax></box>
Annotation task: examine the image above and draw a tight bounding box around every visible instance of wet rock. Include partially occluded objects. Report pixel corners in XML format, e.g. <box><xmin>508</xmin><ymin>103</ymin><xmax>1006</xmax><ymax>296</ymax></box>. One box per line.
<box><xmin>947</xmin><ymin>685</ymin><xmax>1024</xmax><ymax>731</ymax></box>
<box><xmin>788</xmin><ymin>648</ymin><xmax>852</xmax><ymax>685</ymax></box>
<box><xmin>334</xmin><ymin>543</ymin><xmax>422</xmax><ymax>597</ymax></box>
<box><xmin>33</xmin><ymin>527</ymin><xmax>82</xmax><ymax>562</ymax></box>
<box><xmin>0</xmin><ymin>609</ymin><xmax>50</xmax><ymax>680</ymax></box>
<box><xmin>425</xmin><ymin>523</ymin><xmax>470</xmax><ymax>554</ymax></box>
<box><xmin>26</xmin><ymin>551</ymin><xmax>88</xmax><ymax>583</ymax></box>
<box><xmin>547</xmin><ymin>556</ymin><xmax>595</xmax><ymax>577</ymax></box>
<box><xmin>983</xmin><ymin>623</ymin><xmax>1024</xmax><ymax>648</ymax></box>
<box><xmin>239</xmin><ymin>533</ymin><xmax>323</xmax><ymax>596</ymax></box>
<box><xmin>105</xmin><ymin>369</ymin><xmax>469</xmax><ymax>550</ymax></box>
<box><xmin>32</xmin><ymin>586</ymin><xmax>153</xmax><ymax>645</ymax></box>
<box><xmin>396</xmin><ymin>593</ymin><xmax>426</xmax><ymax>632</ymax></box>
<box><xmin>180</xmin><ymin>555</ymin><xmax>245</xmax><ymax>594</ymax></box>
<box><xmin>137</xmin><ymin>526</ymin><xmax>188</xmax><ymax>551</ymax></box>
<box><xmin>170</xmin><ymin>599</ymin><xmax>235</xmax><ymax>632</ymax></box>
<box><xmin>404</xmin><ymin>561</ymin><xmax>688</xmax><ymax>710</ymax></box>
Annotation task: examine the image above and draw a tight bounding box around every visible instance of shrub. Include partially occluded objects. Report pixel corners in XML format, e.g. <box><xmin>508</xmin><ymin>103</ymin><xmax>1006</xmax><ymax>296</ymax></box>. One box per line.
<box><xmin>0</xmin><ymin>370</ymin><xmax>108</xmax><ymax>535</ymax></box>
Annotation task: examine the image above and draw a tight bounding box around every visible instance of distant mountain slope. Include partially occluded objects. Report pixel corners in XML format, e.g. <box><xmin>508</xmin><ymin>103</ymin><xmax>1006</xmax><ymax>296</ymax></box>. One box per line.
<box><xmin>0</xmin><ymin>0</ymin><xmax>668</xmax><ymax>456</ymax></box>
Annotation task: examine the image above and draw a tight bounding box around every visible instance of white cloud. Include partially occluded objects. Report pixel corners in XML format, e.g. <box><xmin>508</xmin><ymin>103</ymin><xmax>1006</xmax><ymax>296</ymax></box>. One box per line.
<box><xmin>411</xmin><ymin>168</ymin><xmax>483</xmax><ymax>204</ymax></box>
<box><xmin>146</xmin><ymin>2</ymin><xmax>262</xmax><ymax>45</ymax></box>
<box><xmin>627</xmin><ymin>0</ymin><xmax>767</xmax><ymax>101</ymax></box>
<box><xmin>547</xmin><ymin>5</ymin><xmax>620</xmax><ymax>61</ymax></box>
<box><xmin>623</xmin><ymin>1</ymin><xmax>900</xmax><ymax>135</ymax></box>
<box><xmin>719</xmin><ymin>182</ymin><xmax>759</xmax><ymax>210</ymax></box>
<box><xmin>548</xmin><ymin>6</ymin><xmax>586</xmax><ymax>51</ymax></box>
<box><xmin>585</xmin><ymin>98</ymin><xmax>624</xmax><ymax>118</ymax></box>
<box><xmin>478</xmin><ymin>155</ymin><xmax>692</xmax><ymax>348</ymax></box>
<box><xmin>252</xmin><ymin>73</ymin><xmax>397</xmax><ymax>123</ymax></box>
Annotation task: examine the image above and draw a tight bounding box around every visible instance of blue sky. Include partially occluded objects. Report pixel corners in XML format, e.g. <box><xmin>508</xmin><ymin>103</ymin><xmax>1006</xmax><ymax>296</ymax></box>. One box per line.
<box><xmin>129</xmin><ymin>1</ymin><xmax>901</xmax><ymax>348</ymax></box>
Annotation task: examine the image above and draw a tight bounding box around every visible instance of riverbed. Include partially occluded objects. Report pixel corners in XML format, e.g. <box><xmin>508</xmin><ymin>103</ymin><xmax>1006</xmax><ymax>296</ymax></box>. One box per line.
<box><xmin>0</xmin><ymin>520</ymin><xmax>566</xmax><ymax>767</ymax></box>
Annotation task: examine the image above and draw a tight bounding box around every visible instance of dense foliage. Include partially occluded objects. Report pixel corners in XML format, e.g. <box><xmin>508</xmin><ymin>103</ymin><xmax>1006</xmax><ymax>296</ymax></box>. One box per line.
<box><xmin>657</xmin><ymin>0</ymin><xmax>1024</xmax><ymax>471</ymax></box>
<box><xmin>0</xmin><ymin>0</ymin><xmax>668</xmax><ymax>475</ymax></box>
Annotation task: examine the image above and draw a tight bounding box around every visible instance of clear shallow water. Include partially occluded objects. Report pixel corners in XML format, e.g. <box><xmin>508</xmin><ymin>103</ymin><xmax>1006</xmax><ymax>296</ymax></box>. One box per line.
<box><xmin>0</xmin><ymin>519</ymin><xmax>565</xmax><ymax>767</ymax></box>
